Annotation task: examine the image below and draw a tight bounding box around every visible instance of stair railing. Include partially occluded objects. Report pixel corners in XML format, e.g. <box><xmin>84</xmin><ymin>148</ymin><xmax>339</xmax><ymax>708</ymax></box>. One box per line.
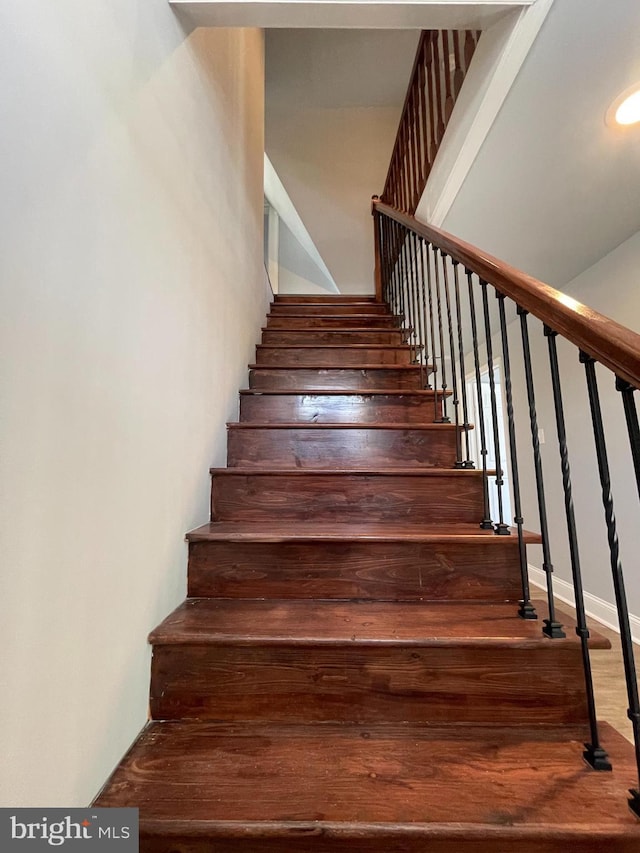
<box><xmin>381</xmin><ymin>29</ymin><xmax>481</xmax><ymax>215</ymax></box>
<box><xmin>372</xmin><ymin>197</ymin><xmax>640</xmax><ymax>817</ymax></box>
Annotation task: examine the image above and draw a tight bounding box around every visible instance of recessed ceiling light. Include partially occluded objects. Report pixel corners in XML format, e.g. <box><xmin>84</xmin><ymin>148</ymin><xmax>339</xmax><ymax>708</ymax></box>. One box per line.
<box><xmin>607</xmin><ymin>83</ymin><xmax>640</xmax><ymax>128</ymax></box>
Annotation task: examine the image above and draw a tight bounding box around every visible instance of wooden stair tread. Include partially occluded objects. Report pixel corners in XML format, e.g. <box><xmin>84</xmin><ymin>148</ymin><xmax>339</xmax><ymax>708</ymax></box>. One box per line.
<box><xmin>211</xmin><ymin>466</ymin><xmax>488</xmax><ymax>476</ymax></box>
<box><xmin>257</xmin><ymin>344</ymin><xmax>418</xmax><ymax>350</ymax></box>
<box><xmin>261</xmin><ymin>326</ymin><xmax>403</xmax><ymax>332</ymax></box>
<box><xmin>148</xmin><ymin>599</ymin><xmax>609</xmax><ymax>649</ymax></box>
<box><xmin>94</xmin><ymin>721</ymin><xmax>639</xmax><ymax>839</ymax></box>
<box><xmin>187</xmin><ymin>521</ymin><xmax>543</xmax><ymax>544</ymax></box>
<box><xmin>240</xmin><ymin>389</ymin><xmax>442</xmax><ymax>396</ymax></box>
<box><xmin>250</xmin><ymin>362</ymin><xmax>422</xmax><ymax>368</ymax></box>
<box><xmin>249</xmin><ymin>364</ymin><xmax>424</xmax><ymax>372</ymax></box>
<box><xmin>227</xmin><ymin>421</ymin><xmax>462</xmax><ymax>430</ymax></box>
<box><xmin>266</xmin><ymin>314</ymin><xmax>402</xmax><ymax>320</ymax></box>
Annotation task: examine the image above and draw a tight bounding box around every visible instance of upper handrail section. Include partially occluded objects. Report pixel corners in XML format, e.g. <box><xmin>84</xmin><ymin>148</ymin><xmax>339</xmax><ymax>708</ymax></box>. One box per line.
<box><xmin>373</xmin><ymin>199</ymin><xmax>640</xmax><ymax>388</ymax></box>
<box><xmin>382</xmin><ymin>29</ymin><xmax>481</xmax><ymax>215</ymax></box>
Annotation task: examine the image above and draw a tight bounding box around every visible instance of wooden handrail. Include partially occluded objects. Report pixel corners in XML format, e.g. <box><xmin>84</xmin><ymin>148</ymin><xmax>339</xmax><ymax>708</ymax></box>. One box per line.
<box><xmin>382</xmin><ymin>29</ymin><xmax>481</xmax><ymax>214</ymax></box>
<box><xmin>374</xmin><ymin>200</ymin><xmax>640</xmax><ymax>388</ymax></box>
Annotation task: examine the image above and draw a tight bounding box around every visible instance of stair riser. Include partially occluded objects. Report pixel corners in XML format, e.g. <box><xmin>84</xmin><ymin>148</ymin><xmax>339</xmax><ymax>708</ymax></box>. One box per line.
<box><xmin>187</xmin><ymin>540</ymin><xmax>523</xmax><ymax>601</ymax></box>
<box><xmin>249</xmin><ymin>368</ymin><xmax>423</xmax><ymax>391</ymax></box>
<box><xmin>211</xmin><ymin>473</ymin><xmax>485</xmax><ymax>523</ymax></box>
<box><xmin>239</xmin><ymin>393</ymin><xmax>442</xmax><ymax>424</ymax></box>
<box><xmin>271</xmin><ymin>304</ymin><xmax>390</xmax><ymax>316</ymax></box>
<box><xmin>267</xmin><ymin>315</ymin><xmax>400</xmax><ymax>329</ymax></box>
<box><xmin>150</xmin><ymin>645</ymin><xmax>588</xmax><ymax>725</ymax></box>
<box><xmin>262</xmin><ymin>330</ymin><xmax>405</xmax><ymax>345</ymax></box>
<box><xmin>226</xmin><ymin>427</ymin><xmax>458</xmax><ymax>469</ymax></box>
<box><xmin>255</xmin><ymin>347</ymin><xmax>414</xmax><ymax>366</ymax></box>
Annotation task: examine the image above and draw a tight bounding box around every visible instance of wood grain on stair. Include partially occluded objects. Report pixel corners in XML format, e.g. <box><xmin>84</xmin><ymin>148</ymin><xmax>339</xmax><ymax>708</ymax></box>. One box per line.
<box><xmin>266</xmin><ymin>314</ymin><xmax>402</xmax><ymax>329</ymax></box>
<box><xmin>148</xmin><ymin>600</ymin><xmax>599</xmax><ymax>725</ymax></box>
<box><xmin>187</xmin><ymin>535</ymin><xmax>524</xmax><ymax>601</ymax></box>
<box><xmin>210</xmin><ymin>468</ymin><xmax>486</xmax><ymax>523</ymax></box>
<box><xmin>271</xmin><ymin>303</ymin><xmax>391</xmax><ymax>316</ymax></box>
<box><xmin>262</xmin><ymin>328</ymin><xmax>405</xmax><ymax>345</ymax></box>
<box><xmin>249</xmin><ymin>366</ymin><xmax>425</xmax><ymax>390</ymax></box>
<box><xmin>255</xmin><ymin>344</ymin><xmax>418</xmax><ymax>366</ymax></box>
<box><xmin>226</xmin><ymin>424</ymin><xmax>458</xmax><ymax>468</ymax></box>
<box><xmin>93</xmin><ymin>721</ymin><xmax>640</xmax><ymax>852</ymax></box>
<box><xmin>239</xmin><ymin>390</ymin><xmax>445</xmax><ymax>423</ymax></box>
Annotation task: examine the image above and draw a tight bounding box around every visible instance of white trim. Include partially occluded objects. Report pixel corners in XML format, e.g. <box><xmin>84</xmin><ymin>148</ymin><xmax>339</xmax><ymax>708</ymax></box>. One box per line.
<box><xmin>528</xmin><ymin>564</ymin><xmax>640</xmax><ymax>645</ymax></box>
<box><xmin>171</xmin><ymin>2</ymin><xmax>534</xmax><ymax>31</ymax></box>
<box><xmin>417</xmin><ymin>0</ymin><xmax>554</xmax><ymax>227</ymax></box>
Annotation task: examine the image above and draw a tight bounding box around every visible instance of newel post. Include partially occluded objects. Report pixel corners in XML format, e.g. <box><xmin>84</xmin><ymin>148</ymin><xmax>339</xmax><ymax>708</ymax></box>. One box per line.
<box><xmin>372</xmin><ymin>195</ymin><xmax>384</xmax><ymax>302</ymax></box>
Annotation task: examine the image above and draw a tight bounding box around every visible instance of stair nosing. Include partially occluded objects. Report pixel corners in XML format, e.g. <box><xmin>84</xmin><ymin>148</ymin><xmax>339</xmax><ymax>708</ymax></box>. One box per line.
<box><xmin>186</xmin><ymin>522</ymin><xmax>540</xmax><ymax>544</ymax></box>
<box><xmin>239</xmin><ymin>389</ymin><xmax>444</xmax><ymax>396</ymax></box>
<box><xmin>226</xmin><ymin>422</ymin><xmax>462</xmax><ymax>430</ymax></box>
<box><xmin>147</xmin><ymin>599</ymin><xmax>610</xmax><ymax>650</ymax></box>
<box><xmin>210</xmin><ymin>466</ymin><xmax>487</xmax><ymax>476</ymax></box>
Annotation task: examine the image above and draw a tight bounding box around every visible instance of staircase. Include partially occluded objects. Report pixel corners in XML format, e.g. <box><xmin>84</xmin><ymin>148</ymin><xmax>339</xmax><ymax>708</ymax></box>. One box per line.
<box><xmin>95</xmin><ymin>295</ymin><xmax>640</xmax><ymax>851</ymax></box>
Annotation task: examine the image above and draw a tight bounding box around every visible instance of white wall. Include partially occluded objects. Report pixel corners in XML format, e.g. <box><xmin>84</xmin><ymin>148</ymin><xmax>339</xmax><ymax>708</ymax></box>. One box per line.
<box><xmin>0</xmin><ymin>4</ymin><xmax>267</xmax><ymax>806</ymax></box>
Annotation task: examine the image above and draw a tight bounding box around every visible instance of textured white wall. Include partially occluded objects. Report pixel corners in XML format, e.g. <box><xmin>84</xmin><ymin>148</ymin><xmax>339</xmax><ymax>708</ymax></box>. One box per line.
<box><xmin>0</xmin><ymin>4</ymin><xmax>266</xmax><ymax>806</ymax></box>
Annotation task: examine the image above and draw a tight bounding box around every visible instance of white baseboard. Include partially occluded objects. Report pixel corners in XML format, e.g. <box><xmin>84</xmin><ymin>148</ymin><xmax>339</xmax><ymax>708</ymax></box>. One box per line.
<box><xmin>528</xmin><ymin>565</ymin><xmax>640</xmax><ymax>644</ymax></box>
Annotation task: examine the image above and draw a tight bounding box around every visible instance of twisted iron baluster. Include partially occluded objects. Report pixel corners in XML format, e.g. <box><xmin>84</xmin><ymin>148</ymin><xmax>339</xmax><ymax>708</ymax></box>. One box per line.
<box><xmin>441</xmin><ymin>253</ymin><xmax>462</xmax><ymax>466</ymax></box>
<box><xmin>582</xmin><ymin>354</ymin><xmax>640</xmax><ymax>814</ymax></box>
<box><xmin>453</xmin><ymin>262</ymin><xmax>473</xmax><ymax>468</ymax></box>
<box><xmin>546</xmin><ymin>329</ymin><xmax>609</xmax><ymax>769</ymax></box>
<box><xmin>496</xmin><ymin>293</ymin><xmax>535</xmax><ymax>619</ymax></box>
<box><xmin>467</xmin><ymin>270</ymin><xmax>492</xmax><ymax>529</ymax></box>
<box><xmin>480</xmin><ymin>280</ymin><xmax>509</xmax><ymax>535</ymax></box>
<box><xmin>433</xmin><ymin>245</ymin><xmax>450</xmax><ymax>423</ymax></box>
<box><xmin>518</xmin><ymin>307</ymin><xmax>565</xmax><ymax>639</ymax></box>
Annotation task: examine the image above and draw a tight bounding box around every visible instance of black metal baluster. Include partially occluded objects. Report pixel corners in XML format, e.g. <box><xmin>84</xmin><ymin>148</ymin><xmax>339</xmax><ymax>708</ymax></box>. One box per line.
<box><xmin>388</xmin><ymin>220</ymin><xmax>399</xmax><ymax>318</ymax></box>
<box><xmin>400</xmin><ymin>226</ymin><xmax>411</xmax><ymax>344</ymax></box>
<box><xmin>411</xmin><ymin>232</ymin><xmax>427</xmax><ymax>386</ymax></box>
<box><xmin>396</xmin><ymin>223</ymin><xmax>408</xmax><ymax>336</ymax></box>
<box><xmin>617</xmin><ymin>378</ymin><xmax>640</xmax><ymax>503</ymax></box>
<box><xmin>379</xmin><ymin>215</ymin><xmax>389</xmax><ymax>303</ymax></box>
<box><xmin>433</xmin><ymin>245</ymin><xmax>450</xmax><ymax>423</ymax></box>
<box><xmin>581</xmin><ymin>354</ymin><xmax>640</xmax><ymax>814</ymax></box>
<box><xmin>417</xmin><ymin>236</ymin><xmax>432</xmax><ymax>390</ymax></box>
<box><xmin>441</xmin><ymin>253</ymin><xmax>463</xmax><ymax>465</ymax></box>
<box><xmin>496</xmin><ymin>293</ymin><xmax>536</xmax><ymax>619</ymax></box>
<box><xmin>545</xmin><ymin>330</ymin><xmax>610</xmax><ymax>769</ymax></box>
<box><xmin>400</xmin><ymin>227</ymin><xmax>414</xmax><ymax>359</ymax></box>
<box><xmin>467</xmin><ymin>270</ymin><xmax>493</xmax><ymax>529</ymax></box>
<box><xmin>518</xmin><ymin>307</ymin><xmax>565</xmax><ymax>639</ymax></box>
<box><xmin>480</xmin><ymin>280</ymin><xmax>509</xmax><ymax>535</ymax></box>
<box><xmin>452</xmin><ymin>262</ymin><xmax>474</xmax><ymax>468</ymax></box>
<box><xmin>425</xmin><ymin>241</ymin><xmax>440</xmax><ymax>418</ymax></box>
<box><xmin>406</xmin><ymin>229</ymin><xmax>420</xmax><ymax>364</ymax></box>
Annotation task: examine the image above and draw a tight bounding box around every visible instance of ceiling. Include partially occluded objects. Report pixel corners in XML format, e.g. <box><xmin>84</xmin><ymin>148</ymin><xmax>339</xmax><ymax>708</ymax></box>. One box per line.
<box><xmin>172</xmin><ymin>0</ymin><xmax>528</xmax><ymax>30</ymax></box>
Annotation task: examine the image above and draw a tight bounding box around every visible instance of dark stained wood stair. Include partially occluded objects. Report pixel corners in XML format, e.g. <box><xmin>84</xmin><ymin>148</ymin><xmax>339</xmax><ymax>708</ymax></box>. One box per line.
<box><xmin>94</xmin><ymin>294</ymin><xmax>640</xmax><ymax>850</ymax></box>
